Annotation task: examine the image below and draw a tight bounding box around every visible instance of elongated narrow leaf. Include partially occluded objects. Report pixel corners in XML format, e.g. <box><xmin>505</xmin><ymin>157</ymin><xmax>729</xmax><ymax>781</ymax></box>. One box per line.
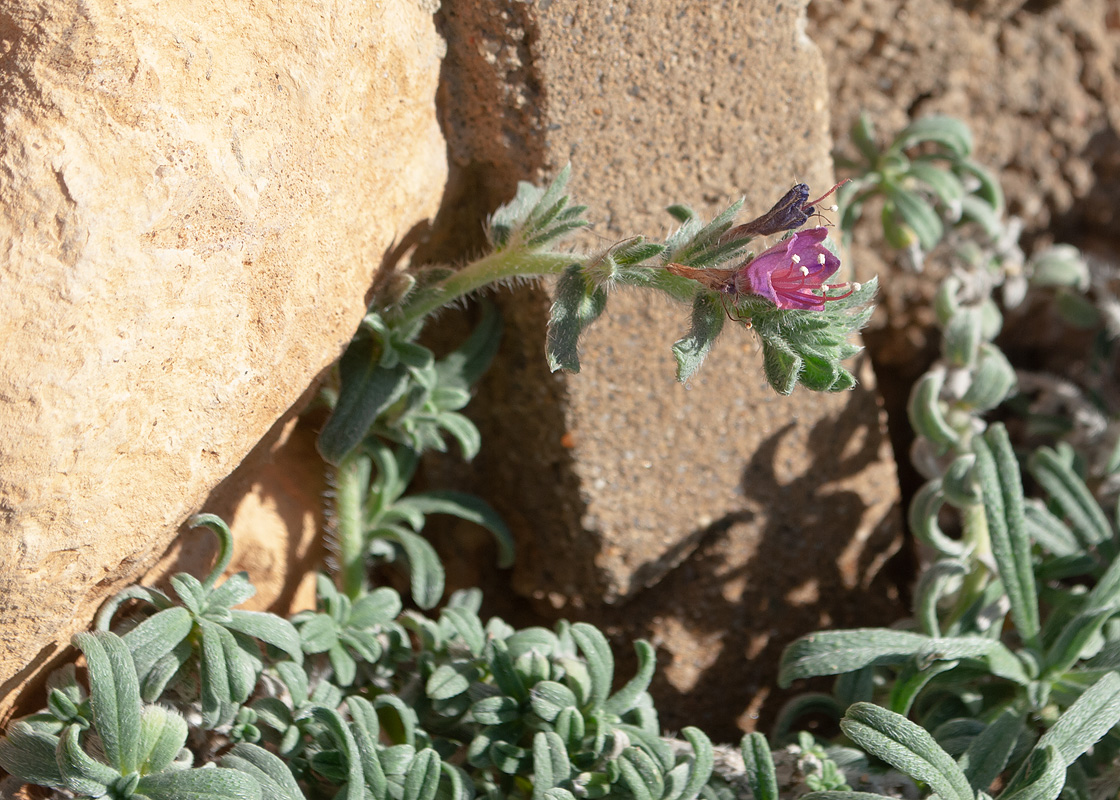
<box><xmin>672</xmin><ymin>292</ymin><xmax>725</xmax><ymax>383</ymax></box>
<box><xmin>0</xmin><ymin>722</ymin><xmax>65</xmax><ymax>787</ymax></box>
<box><xmin>318</xmin><ymin>335</ymin><xmax>410</xmax><ymax>465</ymax></box>
<box><xmin>74</xmin><ymin>631</ymin><xmax>142</xmax><ymax>775</ymax></box>
<box><xmin>741</xmin><ymin>733</ymin><xmax>779</xmax><ymax>800</ymax></box>
<box><xmin>958</xmin><ymin>707</ymin><xmax>1025</xmax><ymax>792</ymax></box>
<box><xmin>347</xmin><ymin>696</ymin><xmax>389</xmax><ymax>798</ymax></box>
<box><xmin>1028</xmin><ymin>448</ymin><xmax>1113</xmax><ymax>548</ymax></box>
<box><xmin>886</xmin><ymin>185</ymin><xmax>943</xmax><ymax>252</ymax></box>
<box><xmin>893</xmin><ymin>115</ymin><xmax>974</xmax><ymax>158</ymax></box>
<box><xmin>403</xmin><ymin>749</ymin><xmax>442</xmax><ymax>800</ymax></box>
<box><xmin>57</xmin><ymin>724</ymin><xmax>119</xmax><ymax>796</ymax></box>
<box><xmin>123</xmin><ymin>607</ymin><xmax>194</xmax><ymax>684</ymax></box>
<box><xmin>841</xmin><ymin>703</ymin><xmax>973</xmax><ymax>800</ymax></box>
<box><xmin>221</xmin><ymin>743</ymin><xmax>304</xmax><ymax>800</ymax></box>
<box><xmin>778</xmin><ymin>628</ymin><xmax>930</xmax><ymax>685</ymax></box>
<box><xmin>378</xmin><ymin>527</ymin><xmax>445</xmax><ymax>609</ymax></box>
<box><xmin>135</xmin><ymin>765</ymin><xmax>263</xmax><ymax>800</ymax></box>
<box><xmin>999</xmin><ymin>744</ymin><xmax>1066</xmax><ymax>800</ymax></box>
<box><xmin>801</xmin><ymin>794</ymin><xmax>893</xmax><ymax>800</ymax></box>
<box><xmin>435</xmin><ymin>300</ymin><xmax>503</xmax><ymax>387</ymax></box>
<box><xmin>571</xmin><ymin>623</ymin><xmax>614</xmax><ymax>709</ymax></box>
<box><xmin>547</xmin><ymin>263</ymin><xmax>607</xmax><ymax>374</ymax></box>
<box><xmin>1033</xmin><ymin>672</ymin><xmax>1120</xmax><ymax>766</ymax></box>
<box><xmin>225</xmin><ymin>610</ymin><xmax>303</xmax><ymax>663</ymax></box>
<box><xmin>312</xmin><ymin>706</ymin><xmax>366</xmax><ymax>800</ymax></box>
<box><xmin>398</xmin><ymin>491</ymin><xmax>514</xmax><ymax>568</ymax></box>
<box><xmin>604</xmin><ymin>640</ymin><xmax>656</xmax><ymax>716</ymax></box>
<box><xmin>533</xmin><ymin>731</ymin><xmax>571</xmax><ymax>798</ymax></box>
<box><xmin>974</xmin><ymin>425</ymin><xmax>1040</xmax><ymax>644</ymax></box>
<box><xmin>138</xmin><ymin>705</ymin><xmax>189</xmax><ymax>775</ymax></box>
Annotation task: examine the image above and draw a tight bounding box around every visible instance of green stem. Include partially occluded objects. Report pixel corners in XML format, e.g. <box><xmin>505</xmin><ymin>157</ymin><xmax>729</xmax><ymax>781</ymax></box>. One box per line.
<box><xmin>192</xmin><ymin>514</ymin><xmax>235</xmax><ymax>590</ymax></box>
<box><xmin>335</xmin><ymin>451</ymin><xmax>371</xmax><ymax>599</ymax></box>
<box><xmin>391</xmin><ymin>249</ymin><xmax>582</xmax><ymax>331</ymax></box>
<box><xmin>945</xmin><ymin>501</ymin><xmax>992</xmax><ymax>630</ymax></box>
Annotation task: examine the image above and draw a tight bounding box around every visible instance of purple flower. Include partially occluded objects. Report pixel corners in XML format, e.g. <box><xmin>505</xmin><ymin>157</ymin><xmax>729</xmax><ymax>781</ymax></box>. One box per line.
<box><xmin>727</xmin><ymin>227</ymin><xmax>854</xmax><ymax>311</ymax></box>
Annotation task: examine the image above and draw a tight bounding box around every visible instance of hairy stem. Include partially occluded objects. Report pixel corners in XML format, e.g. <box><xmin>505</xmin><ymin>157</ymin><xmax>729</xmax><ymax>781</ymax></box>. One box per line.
<box><xmin>391</xmin><ymin>249</ymin><xmax>582</xmax><ymax>331</ymax></box>
<box><xmin>335</xmin><ymin>451</ymin><xmax>370</xmax><ymax>600</ymax></box>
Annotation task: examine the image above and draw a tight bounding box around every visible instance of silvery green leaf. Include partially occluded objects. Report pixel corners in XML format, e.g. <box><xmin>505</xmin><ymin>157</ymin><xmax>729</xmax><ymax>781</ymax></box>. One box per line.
<box><xmin>490</xmin><ymin>740</ymin><xmax>531</xmax><ymax>774</ymax></box>
<box><xmin>533</xmin><ymin>731</ymin><xmax>571</xmax><ymax>798</ymax></box>
<box><xmin>317</xmin><ymin>334</ymin><xmax>411</xmax><ymax>465</ymax></box>
<box><xmin>886</xmin><ymin>186</ymin><xmax>943</xmax><ymax>252</ymax></box>
<box><xmin>57</xmin><ymin>723</ymin><xmax>118</xmax><ymax>796</ymax></box>
<box><xmin>225</xmin><ymin>611</ymin><xmax>302</xmax><ymax>664</ymax></box>
<box><xmin>974</xmin><ymin>425</ymin><xmax>1040</xmax><ymax>645</ymax></box>
<box><xmin>779</xmin><ymin>629</ymin><xmax>930</xmax><ymax>685</ymax></box>
<box><xmin>136</xmin><ymin>762</ymin><xmax>263</xmax><ymax>799</ymax></box>
<box><xmin>197</xmin><ymin>620</ymin><xmax>242</xmax><ymax>729</ymax></box>
<box><xmin>397</xmin><ymin>491</ymin><xmax>514</xmax><ymax>569</ymax></box>
<box><xmin>349</xmin><ymin>586</ymin><xmax>403</xmax><ymax>629</ymax></box>
<box><xmin>851</xmin><ymin>112</ymin><xmax>881</xmax><ymax>163</ymax></box>
<box><xmin>943</xmin><ymin>307</ymin><xmax>983</xmax><ymax>369</ymax></box>
<box><xmin>841</xmin><ymin>703</ymin><xmax>973</xmax><ymax>800</ymax></box>
<box><xmin>438</xmin><ymin>605</ymin><xmax>487</xmax><ymax>656</ymax></box>
<box><xmin>910</xmin><ymin>160</ymin><xmax>966</xmax><ymax>218</ymax></box>
<box><xmin>1027</xmin><ymin>447</ymin><xmax>1113</xmax><ymax>549</ymax></box>
<box><xmin>374</xmin><ymin>694</ymin><xmax>420</xmax><ymax>747</ymax></box>
<box><xmin>402</xmin><ymin>749</ymin><xmax>442</xmax><ymax>800</ymax></box>
<box><xmin>914</xmin><ymin>559</ymin><xmax>968</xmax><ymax>636</ymax></box>
<box><xmin>1029</xmin><ymin>245</ymin><xmax>1089</xmax><ymax>291</ymax></box>
<box><xmin>959</xmin><ymin>194</ymin><xmax>1004</xmax><ymax>240</ymax></box>
<box><xmin>672</xmin><ymin>292</ymin><xmax>725</xmax><ymax>383</ymax></box>
<box><xmin>206</xmin><ymin>572</ymin><xmax>257</xmax><ymax>611</ymax></box>
<box><xmin>328</xmin><ymin>641</ymin><xmax>357</xmax><ymax>686</ymax></box>
<box><xmin>547</xmin><ymin>263</ymin><xmax>608</xmax><ymax>374</ymax></box>
<box><xmin>893</xmin><ymin>115</ymin><xmax>973</xmax><ymax>158</ymax></box>
<box><xmin>221</xmin><ymin>743</ymin><xmax>303</xmax><ymax>800</ymax></box>
<box><xmin>679</xmin><ymin>727</ymin><xmax>714</xmax><ymax>800</ymax></box>
<box><xmin>310</xmin><ymin>706</ymin><xmax>366</xmax><ymax>800</ymax></box>
<box><xmin>170</xmin><ymin>574</ymin><xmax>207</xmax><ymax>616</ymax></box>
<box><xmin>604</xmin><ymin>640</ymin><xmax>656</xmax><ymax>716</ymax></box>
<box><xmin>760</xmin><ymin>334</ymin><xmax>801</xmax><ymax>396</ymax></box>
<box><xmin>531</xmin><ymin>681</ymin><xmax>578</xmax><ymax>721</ymax></box>
<box><xmin>958</xmin><ymin>708</ymin><xmax>1025</xmax><ymax>793</ymax></box>
<box><xmin>909</xmin><ymin>480</ymin><xmax>968</xmax><ymax>557</ymax></box>
<box><xmin>741</xmin><ymin>732</ymin><xmax>778</xmax><ymax>800</ymax></box>
<box><xmin>908</xmin><ymin>370</ymin><xmax>959</xmax><ymax>452</ymax></box>
<box><xmin>997</xmin><ymin>744</ymin><xmax>1065</xmax><ymax>800</ymax></box>
<box><xmin>124</xmin><ymin>607</ymin><xmax>193</xmax><ymax>682</ymax></box>
<box><xmin>427</xmin><ymin>664</ymin><xmax>471</xmax><ymax>701</ymax></box>
<box><xmin>436</xmin><ymin>411</ymin><xmax>482</xmax><ymax>460</ymax></box>
<box><xmin>138</xmin><ymin>705</ymin><xmax>188</xmax><ymax>776</ymax></box>
<box><xmin>619</xmin><ymin>746</ymin><xmax>663</xmax><ymax>800</ymax></box>
<box><xmin>955</xmin><ymin>159</ymin><xmax>1004</xmax><ymax>213</ymax></box>
<box><xmin>74</xmin><ymin>631</ymin><xmax>142</xmax><ymax>775</ymax></box>
<box><xmin>0</xmin><ymin>722</ymin><xmax>64</xmax><ymax>788</ymax></box>
<box><xmin>378</xmin><ymin>527</ymin><xmax>445</xmax><ymax>610</ymax></box>
<box><xmin>571</xmin><ymin>623</ymin><xmax>614</xmax><ymax>709</ymax></box>
<box><xmin>960</xmin><ymin>344</ymin><xmax>1016</xmax><ymax>412</ymax></box>
<box><xmin>1031</xmin><ymin>672</ymin><xmax>1120</xmax><ymax>766</ymax></box>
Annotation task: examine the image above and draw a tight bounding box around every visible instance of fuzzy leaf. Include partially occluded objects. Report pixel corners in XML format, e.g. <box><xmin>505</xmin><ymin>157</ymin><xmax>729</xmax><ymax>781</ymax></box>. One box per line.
<box><xmin>0</xmin><ymin>722</ymin><xmax>65</xmax><ymax>787</ymax></box>
<box><xmin>135</xmin><ymin>765</ymin><xmax>263</xmax><ymax>800</ymax></box>
<box><xmin>958</xmin><ymin>707</ymin><xmax>1025</xmax><ymax>793</ymax></box>
<box><xmin>378</xmin><ymin>527</ymin><xmax>445</xmax><ymax>609</ymax></box>
<box><xmin>398</xmin><ymin>491</ymin><xmax>514</xmax><ymax>568</ymax></box>
<box><xmin>741</xmin><ymin>732</ymin><xmax>779</xmax><ymax>800</ymax></box>
<box><xmin>841</xmin><ymin>703</ymin><xmax>973</xmax><ymax>800</ymax></box>
<box><xmin>225</xmin><ymin>610</ymin><xmax>302</xmax><ymax>664</ymax></box>
<box><xmin>138</xmin><ymin>705</ymin><xmax>189</xmax><ymax>775</ymax></box>
<box><xmin>74</xmin><ymin>631</ymin><xmax>142</xmax><ymax>775</ymax></box>
<box><xmin>672</xmin><ymin>292</ymin><xmax>726</xmax><ymax>383</ymax></box>
<box><xmin>124</xmin><ymin>607</ymin><xmax>194</xmax><ymax>683</ymax></box>
<box><xmin>893</xmin><ymin>115</ymin><xmax>973</xmax><ymax>158</ymax></box>
<box><xmin>604</xmin><ymin>640</ymin><xmax>656</xmax><ymax>716</ymax></box>
<box><xmin>221</xmin><ymin>744</ymin><xmax>304</xmax><ymax>800</ymax></box>
<box><xmin>571</xmin><ymin>623</ymin><xmax>614</xmax><ymax>709</ymax></box>
<box><xmin>318</xmin><ymin>335</ymin><xmax>410</xmax><ymax>465</ymax></box>
<box><xmin>547</xmin><ymin>263</ymin><xmax>608</xmax><ymax>374</ymax></box>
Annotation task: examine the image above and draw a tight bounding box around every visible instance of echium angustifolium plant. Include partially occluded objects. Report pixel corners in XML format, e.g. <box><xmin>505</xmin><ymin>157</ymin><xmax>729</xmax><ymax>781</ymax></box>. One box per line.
<box><xmin>0</xmin><ymin>169</ymin><xmax>878</xmax><ymax>799</ymax></box>
<box><xmin>766</xmin><ymin>114</ymin><xmax>1120</xmax><ymax>800</ymax></box>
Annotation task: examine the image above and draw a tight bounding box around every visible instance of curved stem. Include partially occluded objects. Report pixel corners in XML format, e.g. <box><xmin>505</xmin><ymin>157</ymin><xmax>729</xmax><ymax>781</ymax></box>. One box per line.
<box><xmin>391</xmin><ymin>250</ymin><xmax>582</xmax><ymax>331</ymax></box>
<box><xmin>191</xmin><ymin>514</ymin><xmax>235</xmax><ymax>590</ymax></box>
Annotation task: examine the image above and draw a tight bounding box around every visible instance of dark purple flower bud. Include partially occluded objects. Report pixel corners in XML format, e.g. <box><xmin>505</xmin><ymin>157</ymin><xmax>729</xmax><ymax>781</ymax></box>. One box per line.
<box><xmin>721</xmin><ymin>181</ymin><xmax>848</xmax><ymax>242</ymax></box>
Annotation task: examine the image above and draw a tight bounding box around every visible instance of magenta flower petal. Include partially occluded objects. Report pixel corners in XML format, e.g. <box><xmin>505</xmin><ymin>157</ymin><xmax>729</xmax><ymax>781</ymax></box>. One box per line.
<box><xmin>738</xmin><ymin>227</ymin><xmax>842</xmax><ymax>310</ymax></box>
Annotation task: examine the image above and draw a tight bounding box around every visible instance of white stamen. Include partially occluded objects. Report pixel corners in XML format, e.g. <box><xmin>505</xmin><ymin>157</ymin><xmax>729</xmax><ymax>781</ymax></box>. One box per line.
<box><xmin>828</xmin><ymin>204</ymin><xmax>838</xmax><ymax>212</ymax></box>
<box><xmin>853</xmin><ymin>282</ymin><xmax>862</xmax><ymax>291</ymax></box>
<box><xmin>791</xmin><ymin>254</ymin><xmax>801</xmax><ymax>264</ymax></box>
<box><xmin>799</xmin><ymin>265</ymin><xmax>810</xmax><ymax>276</ymax></box>
<box><xmin>817</xmin><ymin>253</ymin><xmax>826</xmax><ymax>265</ymax></box>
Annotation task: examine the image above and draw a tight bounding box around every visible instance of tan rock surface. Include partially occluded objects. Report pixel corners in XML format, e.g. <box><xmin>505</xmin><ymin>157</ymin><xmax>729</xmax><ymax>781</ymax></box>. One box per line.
<box><xmin>421</xmin><ymin>0</ymin><xmax>904</xmax><ymax>737</ymax></box>
<box><xmin>0</xmin><ymin>0</ymin><xmax>446</xmax><ymax>720</ymax></box>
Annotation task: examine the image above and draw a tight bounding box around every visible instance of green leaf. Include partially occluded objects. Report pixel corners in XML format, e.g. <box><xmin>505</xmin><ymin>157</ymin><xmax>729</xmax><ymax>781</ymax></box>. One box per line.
<box><xmin>893</xmin><ymin>115</ymin><xmax>973</xmax><ymax>158</ymax></box>
<box><xmin>135</xmin><ymin>766</ymin><xmax>263</xmax><ymax>800</ymax></box>
<box><xmin>124</xmin><ymin>607</ymin><xmax>194</xmax><ymax>684</ymax></box>
<box><xmin>206</xmin><ymin>572</ymin><xmax>257</xmax><ymax>611</ymax></box>
<box><xmin>760</xmin><ymin>334</ymin><xmax>801</xmax><ymax>396</ymax></box>
<box><xmin>998</xmin><ymin>744</ymin><xmax>1065</xmax><ymax>800</ymax></box>
<box><xmin>886</xmin><ymin>185</ymin><xmax>944</xmax><ymax>252</ymax></box>
<box><xmin>197</xmin><ymin>621</ymin><xmax>241</xmax><ymax>729</ymax></box>
<box><xmin>604</xmin><ymin>640</ymin><xmax>656</xmax><ymax>716</ymax></box>
<box><xmin>225</xmin><ymin>610</ymin><xmax>302</xmax><ymax>664</ymax></box>
<box><xmin>318</xmin><ymin>335</ymin><xmax>411</xmax><ymax>465</ymax></box>
<box><xmin>57</xmin><ymin>723</ymin><xmax>118</xmax><ymax>796</ymax></box>
<box><xmin>974</xmin><ymin>425</ymin><xmax>1040</xmax><ymax>644</ymax></box>
<box><xmin>398</xmin><ymin>491</ymin><xmax>514</xmax><ymax>568</ymax></box>
<box><xmin>347</xmin><ymin>696</ymin><xmax>389</xmax><ymax>799</ymax></box>
<box><xmin>672</xmin><ymin>293</ymin><xmax>726</xmax><ymax>383</ymax></box>
<box><xmin>1028</xmin><ymin>447</ymin><xmax>1113</xmax><ymax>549</ymax></box>
<box><xmin>435</xmin><ymin>411</ymin><xmax>482</xmax><ymax>460</ymax></box>
<box><xmin>958</xmin><ymin>707</ymin><xmax>1025</xmax><ymax>792</ymax></box>
<box><xmin>910</xmin><ymin>160</ymin><xmax>966</xmax><ymax>217</ymax></box>
<box><xmin>531</xmin><ymin>681</ymin><xmax>578</xmax><ymax>721</ymax></box>
<box><xmin>311</xmin><ymin>706</ymin><xmax>366</xmax><ymax>800</ymax></box>
<box><xmin>439</xmin><ymin>605</ymin><xmax>487</xmax><ymax>656</ymax></box>
<box><xmin>850</xmin><ymin>112</ymin><xmax>881</xmax><ymax>164</ymax></box>
<box><xmin>533</xmin><ymin>731</ymin><xmax>571</xmax><ymax>798</ymax></box>
<box><xmin>403</xmin><ymin>749</ymin><xmax>442</xmax><ymax>800</ymax></box>
<box><xmin>426</xmin><ymin>664</ymin><xmax>471</xmax><ymax>701</ymax></box>
<box><xmin>1031</xmin><ymin>672</ymin><xmax>1120</xmax><ymax>766</ymax></box>
<box><xmin>138</xmin><ymin>705</ymin><xmax>189</xmax><ymax>775</ymax></box>
<box><xmin>74</xmin><ymin>631</ymin><xmax>142</xmax><ymax>775</ymax></box>
<box><xmin>958</xmin><ymin>194</ymin><xmax>1004</xmax><ymax>239</ymax></box>
<box><xmin>779</xmin><ymin>629</ymin><xmax>930</xmax><ymax>686</ymax></box>
<box><xmin>680</xmin><ymin>727</ymin><xmax>715</xmax><ymax>800</ymax></box>
<box><xmin>618</xmin><ymin>746</ymin><xmax>662</xmax><ymax>800</ymax></box>
<box><xmin>0</xmin><ymin>722</ymin><xmax>65</xmax><ymax>787</ymax></box>
<box><xmin>547</xmin><ymin>263</ymin><xmax>608</xmax><ymax>374</ymax></box>
<box><xmin>741</xmin><ymin>732</ymin><xmax>779</xmax><ymax>800</ymax></box>
<box><xmin>571</xmin><ymin>623</ymin><xmax>614</xmax><ymax>709</ymax></box>
<box><xmin>841</xmin><ymin>703</ymin><xmax>973</xmax><ymax>800</ymax></box>
<box><xmin>960</xmin><ymin>344</ymin><xmax>1017</xmax><ymax>412</ymax></box>
<box><xmin>378</xmin><ymin>528</ymin><xmax>445</xmax><ymax>609</ymax></box>
<box><xmin>955</xmin><ymin>159</ymin><xmax>1004</xmax><ymax>213</ymax></box>
<box><xmin>221</xmin><ymin>744</ymin><xmax>304</xmax><ymax>800</ymax></box>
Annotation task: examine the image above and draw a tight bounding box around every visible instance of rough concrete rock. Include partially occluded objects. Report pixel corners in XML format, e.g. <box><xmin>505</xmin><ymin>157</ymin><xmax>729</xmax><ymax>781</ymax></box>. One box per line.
<box><xmin>0</xmin><ymin>0</ymin><xmax>446</xmax><ymax>721</ymax></box>
<box><xmin>422</xmin><ymin>0</ymin><xmax>904</xmax><ymax>737</ymax></box>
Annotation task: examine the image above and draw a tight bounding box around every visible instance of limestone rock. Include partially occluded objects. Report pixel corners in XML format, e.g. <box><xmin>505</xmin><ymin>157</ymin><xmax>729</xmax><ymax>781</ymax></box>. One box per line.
<box><xmin>0</xmin><ymin>0</ymin><xmax>446</xmax><ymax>721</ymax></box>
